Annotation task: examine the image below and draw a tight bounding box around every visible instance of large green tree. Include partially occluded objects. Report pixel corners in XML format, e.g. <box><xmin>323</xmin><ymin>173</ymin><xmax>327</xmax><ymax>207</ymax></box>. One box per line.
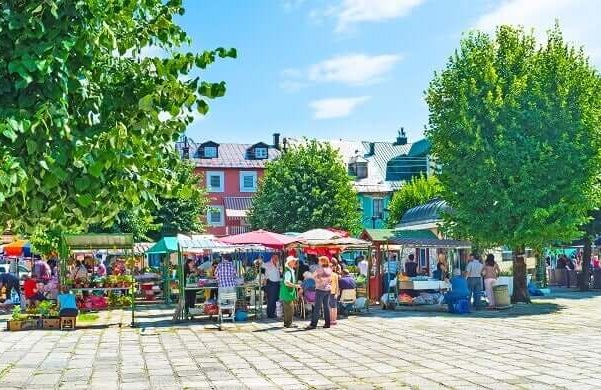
<box><xmin>386</xmin><ymin>174</ymin><xmax>442</xmax><ymax>228</ymax></box>
<box><xmin>0</xmin><ymin>0</ymin><xmax>235</xmax><ymax>233</ymax></box>
<box><xmin>426</xmin><ymin>25</ymin><xmax>601</xmax><ymax>302</ymax></box>
<box><xmin>248</xmin><ymin>140</ymin><xmax>361</xmax><ymax>234</ymax></box>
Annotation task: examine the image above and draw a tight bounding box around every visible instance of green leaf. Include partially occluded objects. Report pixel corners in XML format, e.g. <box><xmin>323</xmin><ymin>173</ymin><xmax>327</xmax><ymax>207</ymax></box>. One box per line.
<box><xmin>2</xmin><ymin>128</ymin><xmax>17</xmax><ymax>142</ymax></box>
<box><xmin>197</xmin><ymin>100</ymin><xmax>209</xmax><ymax>115</ymax></box>
<box><xmin>138</xmin><ymin>95</ymin><xmax>154</xmax><ymax>111</ymax></box>
<box><xmin>39</xmin><ymin>160</ymin><xmax>49</xmax><ymax>170</ymax></box>
<box><xmin>76</xmin><ymin>194</ymin><xmax>93</xmax><ymax>207</ymax></box>
<box><xmin>26</xmin><ymin>139</ymin><xmax>38</xmax><ymax>154</ymax></box>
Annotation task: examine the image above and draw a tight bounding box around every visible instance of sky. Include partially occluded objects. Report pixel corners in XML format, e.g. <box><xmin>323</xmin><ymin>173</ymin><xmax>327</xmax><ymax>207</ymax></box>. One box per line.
<box><xmin>174</xmin><ymin>0</ymin><xmax>600</xmax><ymax>145</ymax></box>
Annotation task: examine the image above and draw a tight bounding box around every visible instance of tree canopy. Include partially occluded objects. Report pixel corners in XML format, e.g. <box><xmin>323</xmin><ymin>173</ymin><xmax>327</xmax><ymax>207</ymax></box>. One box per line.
<box><xmin>426</xmin><ymin>25</ymin><xmax>601</xmax><ymax>250</ymax></box>
<box><xmin>0</xmin><ymin>0</ymin><xmax>235</xmax><ymax>233</ymax></box>
<box><xmin>248</xmin><ymin>140</ymin><xmax>361</xmax><ymax>234</ymax></box>
<box><xmin>386</xmin><ymin>174</ymin><xmax>442</xmax><ymax>228</ymax></box>
<box><xmin>426</xmin><ymin>25</ymin><xmax>601</xmax><ymax>301</ymax></box>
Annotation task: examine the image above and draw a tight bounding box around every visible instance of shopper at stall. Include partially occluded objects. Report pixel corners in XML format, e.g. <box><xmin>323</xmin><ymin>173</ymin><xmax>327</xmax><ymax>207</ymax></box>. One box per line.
<box><xmin>57</xmin><ymin>285</ymin><xmax>79</xmax><ymax>318</ymax></box>
<box><xmin>306</xmin><ymin>256</ymin><xmax>332</xmax><ymax>330</ymax></box>
<box><xmin>382</xmin><ymin>254</ymin><xmax>398</xmax><ymax>293</ymax></box>
<box><xmin>280</xmin><ymin>256</ymin><xmax>301</xmax><ymax>328</ymax></box>
<box><xmin>297</xmin><ymin>259</ymin><xmax>309</xmax><ymax>281</ymax></box>
<box><xmin>23</xmin><ymin>275</ymin><xmax>44</xmax><ymax>306</ymax></box>
<box><xmin>96</xmin><ymin>260</ymin><xmax>107</xmax><ymax>277</ymax></box>
<box><xmin>33</xmin><ymin>255</ymin><xmax>52</xmax><ymax>283</ymax></box>
<box><xmin>215</xmin><ymin>256</ymin><xmax>237</xmax><ymax>292</ymax></box>
<box><xmin>445</xmin><ymin>269</ymin><xmax>470</xmax><ymax>312</ymax></box>
<box><xmin>183</xmin><ymin>258</ymin><xmax>198</xmax><ymax>311</ymax></box>
<box><xmin>262</xmin><ymin>255</ymin><xmax>281</xmax><ymax>319</ymax></box>
<box><xmin>0</xmin><ymin>272</ymin><xmax>21</xmax><ymax>305</ymax></box>
<box><xmin>482</xmin><ymin>254</ymin><xmax>500</xmax><ymax>308</ymax></box>
<box><xmin>404</xmin><ymin>254</ymin><xmax>418</xmax><ymax>277</ymax></box>
<box><xmin>465</xmin><ymin>253</ymin><xmax>484</xmax><ymax>309</ymax></box>
<box><xmin>72</xmin><ymin>261</ymin><xmax>89</xmax><ymax>281</ymax></box>
<box><xmin>357</xmin><ymin>256</ymin><xmax>368</xmax><ymax>276</ymax></box>
<box><xmin>330</xmin><ymin>261</ymin><xmax>340</xmax><ymax>325</ymax></box>
<box><xmin>436</xmin><ymin>253</ymin><xmax>449</xmax><ymax>281</ymax></box>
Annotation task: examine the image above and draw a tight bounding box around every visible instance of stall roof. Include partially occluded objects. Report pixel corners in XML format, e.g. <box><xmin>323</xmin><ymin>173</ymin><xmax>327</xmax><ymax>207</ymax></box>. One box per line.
<box><xmin>146</xmin><ymin>237</ymin><xmax>236</xmax><ymax>254</ymax></box>
<box><xmin>63</xmin><ymin>234</ymin><xmax>134</xmax><ymax>250</ymax></box>
<box><xmin>297</xmin><ymin>237</ymin><xmax>372</xmax><ymax>248</ymax></box>
<box><xmin>360</xmin><ymin>229</ymin><xmax>395</xmax><ymax>242</ymax></box>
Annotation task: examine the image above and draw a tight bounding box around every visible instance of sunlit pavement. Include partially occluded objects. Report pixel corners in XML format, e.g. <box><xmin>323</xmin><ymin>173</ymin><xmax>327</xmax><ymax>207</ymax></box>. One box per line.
<box><xmin>0</xmin><ymin>289</ymin><xmax>600</xmax><ymax>390</ymax></box>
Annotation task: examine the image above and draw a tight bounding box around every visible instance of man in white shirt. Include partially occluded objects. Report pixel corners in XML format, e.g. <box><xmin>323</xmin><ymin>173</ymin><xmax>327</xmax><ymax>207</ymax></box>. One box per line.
<box><xmin>465</xmin><ymin>253</ymin><xmax>484</xmax><ymax>309</ymax></box>
<box><xmin>357</xmin><ymin>256</ymin><xmax>368</xmax><ymax>276</ymax></box>
<box><xmin>262</xmin><ymin>255</ymin><xmax>281</xmax><ymax>319</ymax></box>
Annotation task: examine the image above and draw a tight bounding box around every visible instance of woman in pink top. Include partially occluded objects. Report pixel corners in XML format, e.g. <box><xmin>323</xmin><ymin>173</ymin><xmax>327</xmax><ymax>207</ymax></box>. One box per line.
<box><xmin>481</xmin><ymin>254</ymin><xmax>500</xmax><ymax>308</ymax></box>
<box><xmin>306</xmin><ymin>256</ymin><xmax>332</xmax><ymax>330</ymax></box>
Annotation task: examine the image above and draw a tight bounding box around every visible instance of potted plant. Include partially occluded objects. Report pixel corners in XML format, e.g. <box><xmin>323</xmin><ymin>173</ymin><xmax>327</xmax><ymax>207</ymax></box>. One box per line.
<box><xmin>38</xmin><ymin>301</ymin><xmax>61</xmax><ymax>329</ymax></box>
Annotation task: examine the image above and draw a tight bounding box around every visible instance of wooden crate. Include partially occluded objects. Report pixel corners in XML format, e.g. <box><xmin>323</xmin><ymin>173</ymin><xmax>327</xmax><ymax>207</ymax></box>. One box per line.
<box><xmin>42</xmin><ymin>318</ymin><xmax>61</xmax><ymax>330</ymax></box>
<box><xmin>7</xmin><ymin>320</ymin><xmax>22</xmax><ymax>331</ymax></box>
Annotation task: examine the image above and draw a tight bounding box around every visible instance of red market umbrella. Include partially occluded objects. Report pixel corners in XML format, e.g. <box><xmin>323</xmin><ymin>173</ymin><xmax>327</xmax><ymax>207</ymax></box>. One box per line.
<box><xmin>219</xmin><ymin>229</ymin><xmax>298</xmax><ymax>249</ymax></box>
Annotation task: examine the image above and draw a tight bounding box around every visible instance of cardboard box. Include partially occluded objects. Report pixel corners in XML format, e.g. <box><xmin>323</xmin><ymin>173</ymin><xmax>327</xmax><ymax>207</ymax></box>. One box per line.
<box><xmin>42</xmin><ymin>318</ymin><xmax>61</xmax><ymax>329</ymax></box>
<box><xmin>20</xmin><ymin>319</ymin><xmax>39</xmax><ymax>331</ymax></box>
<box><xmin>7</xmin><ymin>320</ymin><xmax>22</xmax><ymax>331</ymax></box>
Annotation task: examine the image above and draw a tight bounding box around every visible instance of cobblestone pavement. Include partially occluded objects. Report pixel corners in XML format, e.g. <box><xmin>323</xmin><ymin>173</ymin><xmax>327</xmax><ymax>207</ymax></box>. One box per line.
<box><xmin>0</xmin><ymin>289</ymin><xmax>600</xmax><ymax>390</ymax></box>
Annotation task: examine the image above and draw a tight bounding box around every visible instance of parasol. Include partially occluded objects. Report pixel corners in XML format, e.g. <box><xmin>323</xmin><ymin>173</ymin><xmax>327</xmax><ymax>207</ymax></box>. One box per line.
<box><xmin>218</xmin><ymin>229</ymin><xmax>298</xmax><ymax>249</ymax></box>
<box><xmin>3</xmin><ymin>240</ymin><xmax>32</xmax><ymax>257</ymax></box>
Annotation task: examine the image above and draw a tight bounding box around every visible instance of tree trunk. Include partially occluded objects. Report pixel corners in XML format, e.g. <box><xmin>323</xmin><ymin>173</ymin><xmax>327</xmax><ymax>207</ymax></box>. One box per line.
<box><xmin>512</xmin><ymin>249</ymin><xmax>531</xmax><ymax>303</ymax></box>
<box><xmin>579</xmin><ymin>236</ymin><xmax>591</xmax><ymax>291</ymax></box>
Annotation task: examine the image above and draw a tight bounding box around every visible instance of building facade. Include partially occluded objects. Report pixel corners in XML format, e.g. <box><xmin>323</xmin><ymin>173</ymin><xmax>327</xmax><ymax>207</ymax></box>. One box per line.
<box><xmin>177</xmin><ymin>134</ymin><xmax>281</xmax><ymax>236</ymax></box>
<box><xmin>286</xmin><ymin>129</ymin><xmax>432</xmax><ymax>229</ymax></box>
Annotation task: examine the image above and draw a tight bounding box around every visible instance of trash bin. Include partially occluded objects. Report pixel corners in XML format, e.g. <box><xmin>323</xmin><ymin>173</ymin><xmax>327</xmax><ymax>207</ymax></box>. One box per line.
<box><xmin>493</xmin><ymin>285</ymin><xmax>510</xmax><ymax>307</ymax></box>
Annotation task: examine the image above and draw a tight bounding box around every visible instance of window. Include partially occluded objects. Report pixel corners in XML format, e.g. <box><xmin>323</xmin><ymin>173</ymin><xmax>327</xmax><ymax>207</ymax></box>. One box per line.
<box><xmin>207</xmin><ymin>206</ymin><xmax>224</xmax><ymax>227</ymax></box>
<box><xmin>372</xmin><ymin>198</ymin><xmax>384</xmax><ymax>219</ymax></box>
<box><xmin>349</xmin><ymin>162</ymin><xmax>367</xmax><ymax>179</ymax></box>
<box><xmin>204</xmin><ymin>146</ymin><xmax>217</xmax><ymax>158</ymax></box>
<box><xmin>206</xmin><ymin>171</ymin><xmax>224</xmax><ymax>192</ymax></box>
<box><xmin>240</xmin><ymin>171</ymin><xmax>257</xmax><ymax>192</ymax></box>
<box><xmin>255</xmin><ymin>147</ymin><xmax>268</xmax><ymax>159</ymax></box>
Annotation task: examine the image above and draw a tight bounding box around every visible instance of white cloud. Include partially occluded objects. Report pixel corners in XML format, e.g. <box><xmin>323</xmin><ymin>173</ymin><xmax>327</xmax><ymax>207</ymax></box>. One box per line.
<box><xmin>309</xmin><ymin>96</ymin><xmax>371</xmax><ymax>119</ymax></box>
<box><xmin>474</xmin><ymin>0</ymin><xmax>600</xmax><ymax>64</ymax></box>
<box><xmin>308</xmin><ymin>54</ymin><xmax>401</xmax><ymax>85</ymax></box>
<box><xmin>280</xmin><ymin>53</ymin><xmax>401</xmax><ymax>91</ymax></box>
<box><xmin>318</xmin><ymin>0</ymin><xmax>424</xmax><ymax>32</ymax></box>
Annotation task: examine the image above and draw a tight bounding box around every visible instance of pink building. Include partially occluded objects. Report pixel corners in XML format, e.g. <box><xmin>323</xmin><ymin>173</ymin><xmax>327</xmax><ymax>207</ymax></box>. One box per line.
<box><xmin>178</xmin><ymin>134</ymin><xmax>281</xmax><ymax>236</ymax></box>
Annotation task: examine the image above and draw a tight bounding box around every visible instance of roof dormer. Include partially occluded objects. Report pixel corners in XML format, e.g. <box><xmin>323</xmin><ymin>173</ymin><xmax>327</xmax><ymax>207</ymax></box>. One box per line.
<box><xmin>196</xmin><ymin>141</ymin><xmax>219</xmax><ymax>159</ymax></box>
<box><xmin>348</xmin><ymin>155</ymin><xmax>368</xmax><ymax>180</ymax></box>
<box><xmin>247</xmin><ymin>142</ymin><xmax>269</xmax><ymax>160</ymax></box>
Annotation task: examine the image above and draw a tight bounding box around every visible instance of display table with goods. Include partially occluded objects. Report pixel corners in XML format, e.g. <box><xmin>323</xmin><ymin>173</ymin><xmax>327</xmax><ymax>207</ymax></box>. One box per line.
<box><xmin>396</xmin><ymin>276</ymin><xmax>449</xmax><ymax>307</ymax></box>
<box><xmin>174</xmin><ymin>275</ymin><xmax>261</xmax><ymax>329</ymax></box>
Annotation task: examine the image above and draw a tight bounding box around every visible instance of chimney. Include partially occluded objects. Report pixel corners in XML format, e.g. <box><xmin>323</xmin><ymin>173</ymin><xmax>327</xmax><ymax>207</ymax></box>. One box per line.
<box><xmin>368</xmin><ymin>142</ymin><xmax>375</xmax><ymax>156</ymax></box>
<box><xmin>273</xmin><ymin>132</ymin><xmax>281</xmax><ymax>150</ymax></box>
<box><xmin>394</xmin><ymin>127</ymin><xmax>407</xmax><ymax>146</ymax></box>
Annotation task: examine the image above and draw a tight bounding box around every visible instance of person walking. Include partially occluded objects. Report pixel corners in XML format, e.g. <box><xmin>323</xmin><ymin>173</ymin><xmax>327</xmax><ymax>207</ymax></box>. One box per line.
<box><xmin>306</xmin><ymin>256</ymin><xmax>332</xmax><ymax>330</ymax></box>
<box><xmin>262</xmin><ymin>255</ymin><xmax>281</xmax><ymax>319</ymax></box>
<box><xmin>280</xmin><ymin>256</ymin><xmax>301</xmax><ymax>328</ymax></box>
<box><xmin>482</xmin><ymin>254</ymin><xmax>500</xmax><ymax>308</ymax></box>
<box><xmin>465</xmin><ymin>253</ymin><xmax>484</xmax><ymax>309</ymax></box>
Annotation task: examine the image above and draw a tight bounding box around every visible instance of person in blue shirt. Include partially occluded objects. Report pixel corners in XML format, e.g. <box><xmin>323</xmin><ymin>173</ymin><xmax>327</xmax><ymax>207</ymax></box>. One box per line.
<box><xmin>57</xmin><ymin>286</ymin><xmax>79</xmax><ymax>317</ymax></box>
<box><xmin>445</xmin><ymin>269</ymin><xmax>469</xmax><ymax>312</ymax></box>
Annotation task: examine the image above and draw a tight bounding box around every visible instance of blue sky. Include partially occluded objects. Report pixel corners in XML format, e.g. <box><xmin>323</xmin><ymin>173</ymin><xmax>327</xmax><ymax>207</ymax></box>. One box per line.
<box><xmin>174</xmin><ymin>0</ymin><xmax>599</xmax><ymax>144</ymax></box>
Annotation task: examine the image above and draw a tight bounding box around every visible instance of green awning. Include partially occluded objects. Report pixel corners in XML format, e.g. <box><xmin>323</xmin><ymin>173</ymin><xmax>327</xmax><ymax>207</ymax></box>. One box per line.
<box><xmin>146</xmin><ymin>237</ymin><xmax>179</xmax><ymax>254</ymax></box>
<box><xmin>360</xmin><ymin>229</ymin><xmax>396</xmax><ymax>242</ymax></box>
<box><xmin>394</xmin><ymin>229</ymin><xmax>438</xmax><ymax>240</ymax></box>
<box><xmin>63</xmin><ymin>233</ymin><xmax>134</xmax><ymax>250</ymax></box>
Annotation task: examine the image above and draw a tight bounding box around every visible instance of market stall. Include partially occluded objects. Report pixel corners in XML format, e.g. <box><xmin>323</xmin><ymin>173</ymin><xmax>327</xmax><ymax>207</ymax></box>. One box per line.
<box><xmin>384</xmin><ymin>235</ymin><xmax>471</xmax><ymax>309</ymax></box>
<box><xmin>59</xmin><ymin>233</ymin><xmax>136</xmax><ymax>327</ymax></box>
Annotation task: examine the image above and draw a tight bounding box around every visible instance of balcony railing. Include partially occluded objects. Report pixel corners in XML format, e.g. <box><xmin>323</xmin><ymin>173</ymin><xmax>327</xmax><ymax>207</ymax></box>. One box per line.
<box><xmin>226</xmin><ymin>226</ymin><xmax>251</xmax><ymax>235</ymax></box>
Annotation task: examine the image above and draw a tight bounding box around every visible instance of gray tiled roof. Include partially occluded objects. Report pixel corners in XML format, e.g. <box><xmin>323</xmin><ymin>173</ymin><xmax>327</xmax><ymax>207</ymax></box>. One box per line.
<box><xmin>189</xmin><ymin>143</ymin><xmax>280</xmax><ymax>168</ymax></box>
